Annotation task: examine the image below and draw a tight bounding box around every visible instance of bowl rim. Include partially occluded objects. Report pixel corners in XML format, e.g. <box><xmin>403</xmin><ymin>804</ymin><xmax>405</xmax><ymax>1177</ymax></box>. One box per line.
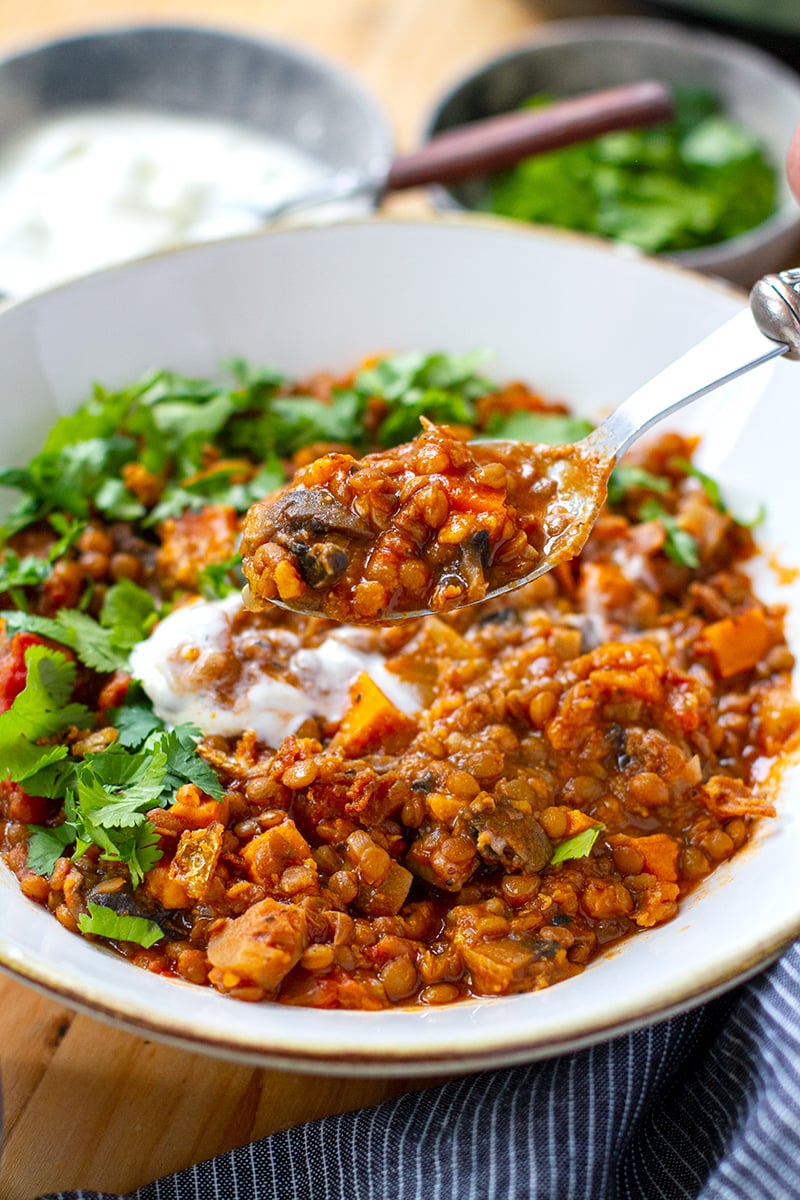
<box><xmin>0</xmin><ymin>19</ymin><xmax>394</xmax><ymax>184</ymax></box>
<box><xmin>422</xmin><ymin>14</ymin><xmax>800</xmax><ymax>266</ymax></box>
<box><xmin>0</xmin><ymin>213</ymin><xmax>797</xmax><ymax>1077</ymax></box>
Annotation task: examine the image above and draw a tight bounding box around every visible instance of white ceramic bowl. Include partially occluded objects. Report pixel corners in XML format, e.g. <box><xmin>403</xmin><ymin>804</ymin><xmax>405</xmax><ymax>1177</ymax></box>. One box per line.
<box><xmin>0</xmin><ymin>24</ymin><xmax>392</xmax><ymax>297</ymax></box>
<box><xmin>424</xmin><ymin>17</ymin><xmax>800</xmax><ymax>287</ymax></box>
<box><xmin>1</xmin><ymin>217</ymin><xmax>799</xmax><ymax>1076</ymax></box>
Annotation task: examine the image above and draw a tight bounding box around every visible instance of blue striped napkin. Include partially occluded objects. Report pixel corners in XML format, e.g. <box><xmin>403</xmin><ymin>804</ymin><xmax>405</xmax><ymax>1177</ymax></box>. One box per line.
<box><xmin>39</xmin><ymin>939</ymin><xmax>800</xmax><ymax>1200</ymax></box>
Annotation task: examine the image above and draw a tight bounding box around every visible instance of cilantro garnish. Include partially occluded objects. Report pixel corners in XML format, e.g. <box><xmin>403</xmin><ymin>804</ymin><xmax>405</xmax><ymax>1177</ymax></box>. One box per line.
<box><xmin>487</xmin><ymin>410</ymin><xmax>594</xmax><ymax>445</ymax></box>
<box><xmin>24</xmin><ymin>723</ymin><xmax>222</xmax><ymax>883</ymax></box>
<box><xmin>550</xmin><ymin>825</ymin><xmax>603</xmax><ymax>865</ymax></box>
<box><xmin>487</xmin><ymin>86</ymin><xmax>777</xmax><ymax>254</ymax></box>
<box><xmin>76</xmin><ymin>743</ymin><xmax>169</xmax><ymax>828</ymax></box>
<box><xmin>0</xmin><ymin>436</ymin><xmax>139</xmax><ymax>534</ymax></box>
<box><xmin>672</xmin><ymin>456</ymin><xmax>766</xmax><ymax>530</ymax></box>
<box><xmin>0</xmin><ymin>645</ymin><xmax>90</xmax><ymax>783</ymax></box>
<box><xmin>355</xmin><ymin>351</ymin><xmax>492</xmax><ymax>447</ymax></box>
<box><xmin>77</xmin><ymin>902</ymin><xmax>163</xmax><ymax>949</ymax></box>
<box><xmin>0</xmin><ymin>515</ymin><xmax>85</xmax><ymax>610</ymax></box>
<box><xmin>0</xmin><ymin>551</ymin><xmax>52</xmax><ymax>609</ymax></box>
<box><xmin>197</xmin><ymin>553</ymin><xmax>244</xmax><ymax>600</ymax></box>
<box><xmin>1</xmin><ymin>579</ymin><xmax>158</xmax><ymax>672</ymax></box>
<box><xmin>0</xmin><ymin>643</ymin><xmax>222</xmax><ymax>883</ymax></box>
<box><xmin>638</xmin><ymin>499</ymin><xmax>700</xmax><ymax>569</ymax></box>
<box><xmin>24</xmin><ymin>823</ymin><xmax>76</xmax><ymax>876</ymax></box>
<box><xmin>107</xmin><ymin>691</ymin><xmax>166</xmax><ymax>749</ymax></box>
<box><xmin>152</xmin><ymin>726</ymin><xmax>224</xmax><ymax>801</ymax></box>
<box><xmin>673</xmin><ymin>457</ymin><xmax>726</xmax><ymax>513</ymax></box>
<box><xmin>607</xmin><ymin>465</ymin><xmax>671</xmax><ymax>508</ymax></box>
<box><xmin>0</xmin><ymin>352</ymin><xmax>497</xmax><ymax>547</ymax></box>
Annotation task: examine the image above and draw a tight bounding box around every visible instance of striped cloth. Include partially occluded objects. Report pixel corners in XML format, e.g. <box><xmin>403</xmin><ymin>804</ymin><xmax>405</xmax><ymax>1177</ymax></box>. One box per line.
<box><xmin>40</xmin><ymin>939</ymin><xmax>800</xmax><ymax>1200</ymax></box>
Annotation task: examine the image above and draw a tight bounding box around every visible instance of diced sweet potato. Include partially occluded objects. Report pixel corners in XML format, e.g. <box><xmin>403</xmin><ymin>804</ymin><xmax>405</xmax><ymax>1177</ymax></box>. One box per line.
<box><xmin>702</xmin><ymin>607</ymin><xmax>769</xmax><ymax>679</ymax></box>
<box><xmin>332</xmin><ymin>673</ymin><xmax>416</xmax><ymax>756</ymax></box>
<box><xmin>461</xmin><ymin>939</ymin><xmax>529</xmax><ymax>994</ymax></box>
<box><xmin>207</xmin><ymin>898</ymin><xmax>309</xmax><ymax>992</ymax></box>
<box><xmin>612</xmin><ymin>833</ymin><xmax>679</xmax><ymax>882</ymax></box>
<box><xmin>242</xmin><ymin>820</ymin><xmax>317</xmax><ymax>889</ymax></box>
<box><xmin>563</xmin><ymin>809</ymin><xmax>599</xmax><ymax>836</ymax></box>
<box><xmin>168</xmin><ymin>783</ymin><xmax>229</xmax><ymax>831</ymax></box>
<box><xmin>143</xmin><ymin>864</ymin><xmax>193</xmax><ymax>909</ymax></box>
<box><xmin>169</xmin><ymin>822</ymin><xmax>224</xmax><ymax>900</ymax></box>
<box><xmin>156</xmin><ymin>504</ymin><xmax>238</xmax><ymax>591</ymax></box>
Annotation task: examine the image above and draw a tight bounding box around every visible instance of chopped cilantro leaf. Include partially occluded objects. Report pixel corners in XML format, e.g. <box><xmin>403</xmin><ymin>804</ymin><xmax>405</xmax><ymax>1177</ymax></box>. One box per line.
<box><xmin>109</xmin><ymin>701</ymin><xmax>166</xmax><ymax>749</ymax></box>
<box><xmin>0</xmin><ymin>516</ymin><xmax>86</xmax><ymax>609</ymax></box>
<box><xmin>20</xmin><ymin>756</ymin><xmax>77</xmax><ymax>799</ymax></box>
<box><xmin>1</xmin><ymin>580</ymin><xmax>158</xmax><ymax>672</ymax></box>
<box><xmin>0</xmin><ymin>351</ymin><xmax>499</xmax><ymax>539</ymax></box>
<box><xmin>0</xmin><ymin>551</ymin><xmax>52</xmax><ymax>609</ymax></box>
<box><xmin>99</xmin><ymin>580</ymin><xmax>158</xmax><ymax>651</ymax></box>
<box><xmin>124</xmin><ymin>821</ymin><xmax>165</xmax><ymax>888</ymax></box>
<box><xmin>55</xmin><ymin>609</ymin><xmax>128</xmax><ymax>672</ymax></box>
<box><xmin>487</xmin><ymin>86</ymin><xmax>777</xmax><ymax>255</ymax></box>
<box><xmin>486</xmin><ymin>410</ymin><xmax>594</xmax><ymax>445</ymax></box>
<box><xmin>266</xmin><ymin>393</ymin><xmax>365</xmax><ymax>453</ymax></box>
<box><xmin>76</xmin><ymin>744</ymin><xmax>169</xmax><ymax>828</ymax></box>
<box><xmin>149</xmin><ymin>725</ymin><xmax>224</xmax><ymax>801</ymax></box>
<box><xmin>673</xmin><ymin>457</ymin><xmax>726</xmax><ymax>512</ymax></box>
<box><xmin>357</xmin><ymin>350</ymin><xmax>490</xmax><ymax>402</ymax></box>
<box><xmin>69</xmin><ymin>800</ymin><xmax>163</xmax><ymax>888</ymax></box>
<box><xmin>607</xmin><ymin>465</ymin><xmax>671</xmax><ymax>508</ymax></box>
<box><xmin>669</xmin><ymin>457</ymin><xmax>767</xmax><ymax>530</ymax></box>
<box><xmin>550</xmin><ymin>825</ymin><xmax>603</xmax><ymax>865</ymax></box>
<box><xmin>78</xmin><ymin>902</ymin><xmax>163</xmax><ymax>948</ymax></box>
<box><xmin>0</xmin><ymin>645</ymin><xmax>90</xmax><ymax>782</ymax></box>
<box><xmin>197</xmin><ymin>553</ymin><xmax>244</xmax><ymax>600</ymax></box>
<box><xmin>25</xmin><ymin>823</ymin><xmax>76</xmax><ymax>876</ymax></box>
<box><xmin>93</xmin><ymin>477</ymin><xmax>146</xmax><ymax>521</ymax></box>
<box><xmin>60</xmin><ymin>742</ymin><xmax>172</xmax><ymax>885</ymax></box>
<box><xmin>639</xmin><ymin>499</ymin><xmax>700</xmax><ymax>568</ymax></box>
<box><xmin>736</xmin><ymin>502</ymin><xmax>767</xmax><ymax>531</ymax></box>
<box><xmin>0</xmin><ymin>436</ymin><xmax>139</xmax><ymax>534</ymax></box>
<box><xmin>360</xmin><ymin>351</ymin><xmax>492</xmax><ymax>448</ymax></box>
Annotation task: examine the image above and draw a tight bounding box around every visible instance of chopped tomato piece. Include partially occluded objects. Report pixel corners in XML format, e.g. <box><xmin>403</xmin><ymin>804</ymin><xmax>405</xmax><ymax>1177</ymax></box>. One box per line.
<box><xmin>702</xmin><ymin>607</ymin><xmax>770</xmax><ymax>679</ymax></box>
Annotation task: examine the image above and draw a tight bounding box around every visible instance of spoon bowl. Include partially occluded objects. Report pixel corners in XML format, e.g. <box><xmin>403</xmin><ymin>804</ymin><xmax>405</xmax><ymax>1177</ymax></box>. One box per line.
<box><xmin>244</xmin><ymin>269</ymin><xmax>800</xmax><ymax>624</ymax></box>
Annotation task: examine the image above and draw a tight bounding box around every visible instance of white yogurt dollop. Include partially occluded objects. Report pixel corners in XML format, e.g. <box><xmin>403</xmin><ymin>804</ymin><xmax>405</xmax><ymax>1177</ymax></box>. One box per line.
<box><xmin>129</xmin><ymin>595</ymin><xmax>419</xmax><ymax>748</ymax></box>
<box><xmin>0</xmin><ymin>106</ymin><xmax>328</xmax><ymax>295</ymax></box>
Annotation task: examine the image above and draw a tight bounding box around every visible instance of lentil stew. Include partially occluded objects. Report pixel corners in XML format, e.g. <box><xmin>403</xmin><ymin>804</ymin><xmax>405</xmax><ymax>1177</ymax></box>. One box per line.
<box><xmin>1</xmin><ymin>354</ymin><xmax>798</xmax><ymax>1010</ymax></box>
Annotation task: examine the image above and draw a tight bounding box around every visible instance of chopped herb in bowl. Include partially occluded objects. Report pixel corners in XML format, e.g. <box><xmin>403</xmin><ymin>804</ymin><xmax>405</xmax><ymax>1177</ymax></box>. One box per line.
<box><xmin>486</xmin><ymin>87</ymin><xmax>777</xmax><ymax>254</ymax></box>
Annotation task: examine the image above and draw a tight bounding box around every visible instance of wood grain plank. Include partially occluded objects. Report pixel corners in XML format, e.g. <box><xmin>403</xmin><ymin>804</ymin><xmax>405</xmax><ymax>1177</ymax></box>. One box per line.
<box><xmin>0</xmin><ymin>975</ymin><xmax>76</xmax><ymax>1137</ymax></box>
<box><xmin>0</xmin><ymin>976</ymin><xmax>406</xmax><ymax>1199</ymax></box>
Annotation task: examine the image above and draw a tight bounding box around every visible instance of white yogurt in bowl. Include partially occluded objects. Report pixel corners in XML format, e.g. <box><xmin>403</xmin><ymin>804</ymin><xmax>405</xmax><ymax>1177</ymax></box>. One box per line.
<box><xmin>0</xmin><ymin>106</ymin><xmax>330</xmax><ymax>295</ymax></box>
<box><xmin>129</xmin><ymin>594</ymin><xmax>420</xmax><ymax>748</ymax></box>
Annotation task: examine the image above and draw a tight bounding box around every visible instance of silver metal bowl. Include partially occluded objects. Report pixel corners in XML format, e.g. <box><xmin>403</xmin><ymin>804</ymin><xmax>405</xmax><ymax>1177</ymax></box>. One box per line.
<box><xmin>653</xmin><ymin>0</ymin><xmax>800</xmax><ymax>36</ymax></box>
<box><xmin>0</xmin><ymin>24</ymin><xmax>393</xmax><ymax>295</ymax></box>
<box><xmin>424</xmin><ymin>17</ymin><xmax>800</xmax><ymax>285</ymax></box>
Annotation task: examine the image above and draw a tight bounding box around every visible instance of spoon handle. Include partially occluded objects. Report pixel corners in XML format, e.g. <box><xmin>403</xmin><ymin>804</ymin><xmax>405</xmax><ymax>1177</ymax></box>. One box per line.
<box><xmin>593</xmin><ymin>275</ymin><xmax>800</xmax><ymax>462</ymax></box>
<box><xmin>385</xmin><ymin>81</ymin><xmax>673</xmax><ymax>191</ymax></box>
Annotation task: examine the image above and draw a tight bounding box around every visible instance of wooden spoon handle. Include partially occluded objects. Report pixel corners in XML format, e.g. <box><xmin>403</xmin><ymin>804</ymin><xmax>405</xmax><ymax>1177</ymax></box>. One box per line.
<box><xmin>385</xmin><ymin>80</ymin><xmax>674</xmax><ymax>192</ymax></box>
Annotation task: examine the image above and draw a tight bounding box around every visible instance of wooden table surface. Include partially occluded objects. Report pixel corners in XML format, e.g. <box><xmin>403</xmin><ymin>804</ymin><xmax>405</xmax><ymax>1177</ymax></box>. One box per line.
<box><xmin>0</xmin><ymin>1</ymin><xmax>647</xmax><ymax>1196</ymax></box>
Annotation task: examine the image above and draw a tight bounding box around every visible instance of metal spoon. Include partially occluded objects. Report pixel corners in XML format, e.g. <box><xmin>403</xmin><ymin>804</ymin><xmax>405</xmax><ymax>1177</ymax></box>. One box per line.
<box><xmin>250</xmin><ymin>270</ymin><xmax>800</xmax><ymax>624</ymax></box>
<box><xmin>454</xmin><ymin>269</ymin><xmax>800</xmax><ymax>610</ymax></box>
<box><xmin>215</xmin><ymin>81</ymin><xmax>673</xmax><ymax>227</ymax></box>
